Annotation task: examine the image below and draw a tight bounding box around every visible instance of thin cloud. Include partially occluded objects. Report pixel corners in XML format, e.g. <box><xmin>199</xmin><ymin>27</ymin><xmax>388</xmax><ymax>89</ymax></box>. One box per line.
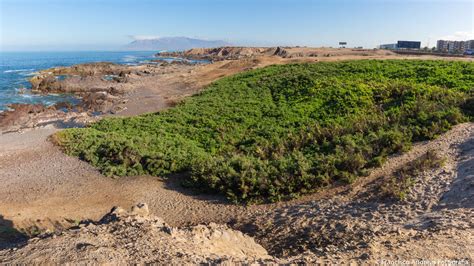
<box><xmin>440</xmin><ymin>31</ymin><xmax>474</xmax><ymax>41</ymax></box>
<box><xmin>128</xmin><ymin>35</ymin><xmax>161</xmax><ymax>41</ymax></box>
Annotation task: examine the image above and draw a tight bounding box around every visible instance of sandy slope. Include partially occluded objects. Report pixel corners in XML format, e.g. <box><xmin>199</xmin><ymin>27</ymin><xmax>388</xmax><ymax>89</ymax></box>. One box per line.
<box><xmin>0</xmin><ymin>126</ymin><xmax>265</xmax><ymax>232</ymax></box>
<box><xmin>0</xmin><ymin>204</ymin><xmax>271</xmax><ymax>264</ymax></box>
<box><xmin>236</xmin><ymin>122</ymin><xmax>474</xmax><ymax>262</ymax></box>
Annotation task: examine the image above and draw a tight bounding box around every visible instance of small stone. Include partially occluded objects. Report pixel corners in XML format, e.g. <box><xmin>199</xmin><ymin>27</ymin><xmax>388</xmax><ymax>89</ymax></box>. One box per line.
<box><xmin>162</xmin><ymin>226</ymin><xmax>173</xmax><ymax>235</ymax></box>
<box><xmin>131</xmin><ymin>203</ymin><xmax>149</xmax><ymax>217</ymax></box>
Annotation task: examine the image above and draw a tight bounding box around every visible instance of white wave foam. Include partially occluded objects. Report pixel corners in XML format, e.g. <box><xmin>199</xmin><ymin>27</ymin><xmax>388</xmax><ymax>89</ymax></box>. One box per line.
<box><xmin>19</xmin><ymin>72</ymin><xmax>36</xmax><ymax>77</ymax></box>
<box><xmin>123</xmin><ymin>55</ymin><xmax>138</xmax><ymax>62</ymax></box>
<box><xmin>3</xmin><ymin>68</ymin><xmax>35</xmax><ymax>73</ymax></box>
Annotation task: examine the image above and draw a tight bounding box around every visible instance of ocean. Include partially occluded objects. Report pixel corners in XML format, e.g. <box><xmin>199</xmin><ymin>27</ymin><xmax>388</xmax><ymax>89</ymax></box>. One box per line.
<box><xmin>0</xmin><ymin>51</ymin><xmax>165</xmax><ymax>111</ymax></box>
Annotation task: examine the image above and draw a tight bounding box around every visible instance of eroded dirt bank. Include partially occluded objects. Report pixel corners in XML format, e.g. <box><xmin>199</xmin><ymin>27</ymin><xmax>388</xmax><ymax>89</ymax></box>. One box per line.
<box><xmin>0</xmin><ymin>204</ymin><xmax>271</xmax><ymax>264</ymax></box>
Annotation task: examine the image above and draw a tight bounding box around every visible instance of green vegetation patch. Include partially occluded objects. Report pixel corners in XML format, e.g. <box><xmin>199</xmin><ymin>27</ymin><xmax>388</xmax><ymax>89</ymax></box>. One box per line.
<box><xmin>55</xmin><ymin>60</ymin><xmax>474</xmax><ymax>203</ymax></box>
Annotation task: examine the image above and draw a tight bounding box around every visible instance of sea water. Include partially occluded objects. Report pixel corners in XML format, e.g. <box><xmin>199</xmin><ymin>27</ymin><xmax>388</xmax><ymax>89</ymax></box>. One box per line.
<box><xmin>0</xmin><ymin>51</ymin><xmax>171</xmax><ymax>111</ymax></box>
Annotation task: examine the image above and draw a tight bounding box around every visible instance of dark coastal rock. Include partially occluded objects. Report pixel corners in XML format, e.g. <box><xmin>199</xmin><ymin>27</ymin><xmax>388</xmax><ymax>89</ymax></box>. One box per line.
<box><xmin>157</xmin><ymin>47</ymin><xmax>290</xmax><ymax>61</ymax></box>
<box><xmin>272</xmin><ymin>46</ymin><xmax>289</xmax><ymax>57</ymax></box>
<box><xmin>1</xmin><ymin>61</ymin><xmax>143</xmax><ymax>132</ymax></box>
<box><xmin>30</xmin><ymin>75</ymin><xmax>63</xmax><ymax>93</ymax></box>
<box><xmin>81</xmin><ymin>91</ymin><xmax>119</xmax><ymax>113</ymax></box>
<box><xmin>48</xmin><ymin>62</ymin><xmax>131</xmax><ymax>77</ymax></box>
<box><xmin>29</xmin><ymin>62</ymin><xmax>132</xmax><ymax>94</ymax></box>
<box><xmin>24</xmin><ymin>62</ymin><xmax>131</xmax><ymax>120</ymax></box>
<box><xmin>0</xmin><ymin>102</ymin><xmax>97</xmax><ymax>133</ymax></box>
<box><xmin>0</xmin><ymin>104</ymin><xmax>65</xmax><ymax>132</ymax></box>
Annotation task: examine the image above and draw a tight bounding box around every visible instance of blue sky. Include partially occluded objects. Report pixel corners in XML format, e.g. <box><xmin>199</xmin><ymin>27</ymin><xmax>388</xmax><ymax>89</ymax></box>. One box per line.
<box><xmin>0</xmin><ymin>0</ymin><xmax>472</xmax><ymax>51</ymax></box>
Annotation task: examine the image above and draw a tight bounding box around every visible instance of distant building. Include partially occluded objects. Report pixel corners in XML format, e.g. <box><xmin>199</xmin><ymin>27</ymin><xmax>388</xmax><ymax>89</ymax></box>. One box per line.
<box><xmin>451</xmin><ymin>41</ymin><xmax>466</xmax><ymax>53</ymax></box>
<box><xmin>379</xmin><ymin>43</ymin><xmax>397</xmax><ymax>49</ymax></box>
<box><xmin>379</xmin><ymin>41</ymin><xmax>421</xmax><ymax>50</ymax></box>
<box><xmin>437</xmin><ymin>40</ymin><xmax>450</xmax><ymax>52</ymax></box>
<box><xmin>397</xmin><ymin>41</ymin><xmax>421</xmax><ymax>49</ymax></box>
<box><xmin>437</xmin><ymin>39</ymin><xmax>474</xmax><ymax>54</ymax></box>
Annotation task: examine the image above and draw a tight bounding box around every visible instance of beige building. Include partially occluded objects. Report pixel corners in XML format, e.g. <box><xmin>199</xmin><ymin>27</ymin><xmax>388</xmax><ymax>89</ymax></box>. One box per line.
<box><xmin>437</xmin><ymin>40</ymin><xmax>450</xmax><ymax>52</ymax></box>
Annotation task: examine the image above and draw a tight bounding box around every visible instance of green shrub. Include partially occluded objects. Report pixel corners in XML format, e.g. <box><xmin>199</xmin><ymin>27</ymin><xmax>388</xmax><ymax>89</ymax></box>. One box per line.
<box><xmin>55</xmin><ymin>60</ymin><xmax>474</xmax><ymax>203</ymax></box>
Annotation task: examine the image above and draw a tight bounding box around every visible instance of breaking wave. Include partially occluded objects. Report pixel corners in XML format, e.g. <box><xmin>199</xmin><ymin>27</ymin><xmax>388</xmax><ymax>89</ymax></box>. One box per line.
<box><xmin>3</xmin><ymin>68</ymin><xmax>35</xmax><ymax>73</ymax></box>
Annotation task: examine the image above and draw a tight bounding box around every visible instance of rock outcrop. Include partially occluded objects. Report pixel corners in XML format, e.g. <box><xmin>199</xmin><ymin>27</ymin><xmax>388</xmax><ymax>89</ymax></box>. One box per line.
<box><xmin>24</xmin><ymin>62</ymin><xmax>134</xmax><ymax>120</ymax></box>
<box><xmin>0</xmin><ymin>103</ymin><xmax>94</xmax><ymax>133</ymax></box>
<box><xmin>157</xmin><ymin>46</ymin><xmax>397</xmax><ymax>61</ymax></box>
<box><xmin>29</xmin><ymin>62</ymin><xmax>130</xmax><ymax>94</ymax></box>
<box><xmin>0</xmin><ymin>203</ymin><xmax>271</xmax><ymax>264</ymax></box>
<box><xmin>158</xmin><ymin>47</ymin><xmax>279</xmax><ymax>61</ymax></box>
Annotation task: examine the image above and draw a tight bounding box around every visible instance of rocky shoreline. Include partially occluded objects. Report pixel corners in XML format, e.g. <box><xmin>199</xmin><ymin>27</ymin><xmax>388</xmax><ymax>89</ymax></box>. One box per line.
<box><xmin>0</xmin><ymin>103</ymin><xmax>94</xmax><ymax>133</ymax></box>
<box><xmin>0</xmin><ymin>60</ymin><xmax>198</xmax><ymax>133</ymax></box>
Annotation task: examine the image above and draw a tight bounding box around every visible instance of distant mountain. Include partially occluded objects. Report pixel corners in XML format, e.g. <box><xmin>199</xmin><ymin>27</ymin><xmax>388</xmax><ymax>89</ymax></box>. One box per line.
<box><xmin>123</xmin><ymin>37</ymin><xmax>230</xmax><ymax>51</ymax></box>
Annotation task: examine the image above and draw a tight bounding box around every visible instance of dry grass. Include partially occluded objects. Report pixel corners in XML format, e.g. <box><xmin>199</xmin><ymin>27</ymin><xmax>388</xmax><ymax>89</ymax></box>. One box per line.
<box><xmin>382</xmin><ymin>150</ymin><xmax>446</xmax><ymax>200</ymax></box>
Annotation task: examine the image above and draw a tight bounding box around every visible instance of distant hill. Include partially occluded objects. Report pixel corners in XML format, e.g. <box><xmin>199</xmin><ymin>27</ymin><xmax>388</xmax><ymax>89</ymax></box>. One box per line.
<box><xmin>123</xmin><ymin>37</ymin><xmax>230</xmax><ymax>51</ymax></box>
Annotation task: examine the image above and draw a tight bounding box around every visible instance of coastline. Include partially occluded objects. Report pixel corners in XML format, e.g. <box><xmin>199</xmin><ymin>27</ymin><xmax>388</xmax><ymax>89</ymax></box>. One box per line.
<box><xmin>0</xmin><ymin>47</ymin><xmax>473</xmax><ymax>263</ymax></box>
<box><xmin>0</xmin><ymin>60</ymin><xmax>197</xmax><ymax>133</ymax></box>
<box><xmin>1</xmin><ymin>47</ymin><xmax>473</xmax><ymax>134</ymax></box>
